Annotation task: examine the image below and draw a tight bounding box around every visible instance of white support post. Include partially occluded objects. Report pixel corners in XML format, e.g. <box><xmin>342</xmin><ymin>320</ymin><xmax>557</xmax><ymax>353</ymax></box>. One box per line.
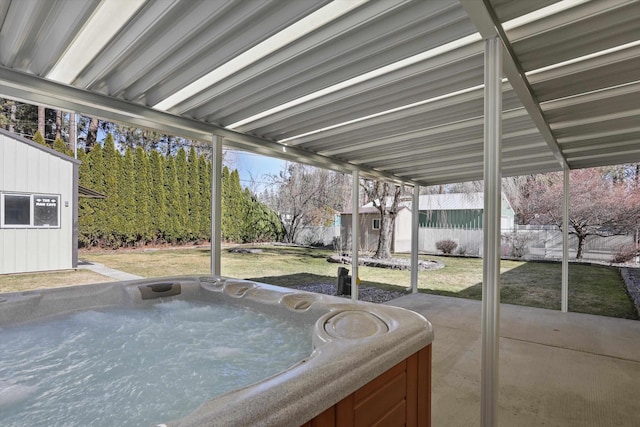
<box><xmin>351</xmin><ymin>169</ymin><xmax>359</xmax><ymax>302</ymax></box>
<box><xmin>411</xmin><ymin>185</ymin><xmax>420</xmax><ymax>293</ymax></box>
<box><xmin>211</xmin><ymin>134</ymin><xmax>223</xmax><ymax>277</ymax></box>
<box><xmin>481</xmin><ymin>35</ymin><xmax>502</xmax><ymax>427</ymax></box>
<box><xmin>561</xmin><ymin>167</ymin><xmax>569</xmax><ymax>312</ymax></box>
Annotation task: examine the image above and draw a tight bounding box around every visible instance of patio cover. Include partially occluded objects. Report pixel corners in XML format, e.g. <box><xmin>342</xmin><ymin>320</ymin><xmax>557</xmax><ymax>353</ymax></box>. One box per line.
<box><xmin>0</xmin><ymin>0</ymin><xmax>638</xmax><ymax>185</ymax></box>
<box><xmin>1</xmin><ymin>1</ymin><xmax>639</xmax><ymax>426</ymax></box>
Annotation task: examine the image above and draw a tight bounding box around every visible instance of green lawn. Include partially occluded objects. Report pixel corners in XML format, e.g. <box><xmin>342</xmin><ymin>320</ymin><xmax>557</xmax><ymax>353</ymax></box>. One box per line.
<box><xmin>1</xmin><ymin>245</ymin><xmax>637</xmax><ymax>320</ymax></box>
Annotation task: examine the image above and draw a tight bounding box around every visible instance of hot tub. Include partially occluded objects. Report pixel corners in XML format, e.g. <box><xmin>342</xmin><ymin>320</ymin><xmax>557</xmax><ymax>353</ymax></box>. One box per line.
<box><xmin>0</xmin><ymin>276</ymin><xmax>433</xmax><ymax>426</ymax></box>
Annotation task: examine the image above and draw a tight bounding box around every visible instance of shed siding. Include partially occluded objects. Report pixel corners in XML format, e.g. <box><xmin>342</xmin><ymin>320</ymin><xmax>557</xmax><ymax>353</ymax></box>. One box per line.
<box><xmin>0</xmin><ymin>133</ymin><xmax>75</xmax><ymax>274</ymax></box>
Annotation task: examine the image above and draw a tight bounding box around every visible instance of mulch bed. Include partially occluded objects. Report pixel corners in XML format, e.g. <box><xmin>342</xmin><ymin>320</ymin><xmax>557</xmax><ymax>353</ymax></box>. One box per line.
<box><xmin>328</xmin><ymin>255</ymin><xmax>444</xmax><ymax>271</ymax></box>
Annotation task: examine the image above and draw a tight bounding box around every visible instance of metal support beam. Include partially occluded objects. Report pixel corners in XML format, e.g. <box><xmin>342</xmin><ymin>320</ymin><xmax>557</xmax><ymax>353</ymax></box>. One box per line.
<box><xmin>459</xmin><ymin>0</ymin><xmax>568</xmax><ymax>170</ymax></box>
<box><xmin>351</xmin><ymin>169</ymin><xmax>359</xmax><ymax>302</ymax></box>
<box><xmin>411</xmin><ymin>185</ymin><xmax>420</xmax><ymax>293</ymax></box>
<box><xmin>562</xmin><ymin>167</ymin><xmax>570</xmax><ymax>312</ymax></box>
<box><xmin>481</xmin><ymin>35</ymin><xmax>502</xmax><ymax>427</ymax></box>
<box><xmin>0</xmin><ymin>66</ymin><xmax>408</xmax><ymax>185</ymax></box>
<box><xmin>211</xmin><ymin>134</ymin><xmax>223</xmax><ymax>276</ymax></box>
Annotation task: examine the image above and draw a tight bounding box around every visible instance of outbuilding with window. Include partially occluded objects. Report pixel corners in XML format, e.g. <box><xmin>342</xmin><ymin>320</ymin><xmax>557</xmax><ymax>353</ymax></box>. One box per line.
<box><xmin>0</xmin><ymin>128</ymin><xmax>79</xmax><ymax>274</ymax></box>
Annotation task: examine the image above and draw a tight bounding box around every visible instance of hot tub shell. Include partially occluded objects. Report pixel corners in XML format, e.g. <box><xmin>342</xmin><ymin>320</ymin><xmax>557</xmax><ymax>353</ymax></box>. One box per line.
<box><xmin>0</xmin><ymin>276</ymin><xmax>433</xmax><ymax>426</ymax></box>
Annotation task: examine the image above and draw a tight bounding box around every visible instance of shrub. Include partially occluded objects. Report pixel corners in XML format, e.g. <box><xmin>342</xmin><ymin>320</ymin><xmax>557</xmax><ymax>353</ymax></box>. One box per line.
<box><xmin>612</xmin><ymin>245</ymin><xmax>637</xmax><ymax>264</ymax></box>
<box><xmin>503</xmin><ymin>232</ymin><xmax>532</xmax><ymax>258</ymax></box>
<box><xmin>436</xmin><ymin>239</ymin><xmax>458</xmax><ymax>254</ymax></box>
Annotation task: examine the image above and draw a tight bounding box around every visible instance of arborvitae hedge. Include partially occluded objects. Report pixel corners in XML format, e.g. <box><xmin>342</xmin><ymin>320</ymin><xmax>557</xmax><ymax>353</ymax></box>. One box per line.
<box><xmin>59</xmin><ymin>133</ymin><xmax>282</xmax><ymax>248</ymax></box>
<box><xmin>53</xmin><ymin>137</ymin><xmax>73</xmax><ymax>156</ymax></box>
<box><xmin>119</xmin><ymin>148</ymin><xmax>137</xmax><ymax>245</ymax></box>
<box><xmin>133</xmin><ymin>147</ymin><xmax>152</xmax><ymax>243</ymax></box>
<box><xmin>186</xmin><ymin>147</ymin><xmax>201</xmax><ymax>241</ymax></box>
<box><xmin>33</xmin><ymin>131</ymin><xmax>46</xmax><ymax>146</ymax></box>
<box><xmin>102</xmin><ymin>134</ymin><xmax>122</xmax><ymax>247</ymax></box>
<box><xmin>149</xmin><ymin>150</ymin><xmax>167</xmax><ymax>242</ymax></box>
<box><xmin>198</xmin><ymin>156</ymin><xmax>211</xmax><ymax>238</ymax></box>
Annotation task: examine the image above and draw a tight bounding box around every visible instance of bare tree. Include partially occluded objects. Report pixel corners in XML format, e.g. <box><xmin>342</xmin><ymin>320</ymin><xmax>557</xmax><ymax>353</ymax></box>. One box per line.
<box><xmin>55</xmin><ymin>110</ymin><xmax>62</xmax><ymax>140</ymax></box>
<box><xmin>85</xmin><ymin>117</ymin><xmax>99</xmax><ymax>151</ymax></box>
<box><xmin>264</xmin><ymin>163</ymin><xmax>349</xmax><ymax>244</ymax></box>
<box><xmin>9</xmin><ymin>101</ymin><xmax>16</xmax><ymax>132</ymax></box>
<box><xmin>37</xmin><ymin>105</ymin><xmax>45</xmax><ymax>137</ymax></box>
<box><xmin>68</xmin><ymin>112</ymin><xmax>76</xmax><ymax>153</ymax></box>
<box><xmin>360</xmin><ymin>180</ymin><xmax>404</xmax><ymax>259</ymax></box>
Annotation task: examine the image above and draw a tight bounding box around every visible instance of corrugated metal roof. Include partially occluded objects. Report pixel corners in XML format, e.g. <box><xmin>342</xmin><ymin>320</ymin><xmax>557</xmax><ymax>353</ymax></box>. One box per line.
<box><xmin>0</xmin><ymin>0</ymin><xmax>638</xmax><ymax>186</ymax></box>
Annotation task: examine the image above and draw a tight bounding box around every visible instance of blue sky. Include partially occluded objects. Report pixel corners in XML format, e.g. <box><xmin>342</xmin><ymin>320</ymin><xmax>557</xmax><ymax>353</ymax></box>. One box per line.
<box><xmin>228</xmin><ymin>150</ymin><xmax>286</xmax><ymax>192</ymax></box>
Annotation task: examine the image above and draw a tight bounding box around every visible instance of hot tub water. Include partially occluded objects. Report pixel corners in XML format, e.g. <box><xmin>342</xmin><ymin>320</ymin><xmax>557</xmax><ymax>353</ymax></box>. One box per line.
<box><xmin>0</xmin><ymin>299</ymin><xmax>312</xmax><ymax>426</ymax></box>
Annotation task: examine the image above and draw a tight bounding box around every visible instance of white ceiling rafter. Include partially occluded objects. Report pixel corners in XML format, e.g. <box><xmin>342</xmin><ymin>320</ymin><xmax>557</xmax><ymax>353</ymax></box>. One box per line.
<box><xmin>459</xmin><ymin>0</ymin><xmax>569</xmax><ymax>169</ymax></box>
<box><xmin>152</xmin><ymin>0</ymin><xmax>368</xmax><ymax>112</ymax></box>
<box><xmin>46</xmin><ymin>0</ymin><xmax>146</xmax><ymax>84</ymax></box>
<box><xmin>0</xmin><ymin>0</ymin><xmax>638</xmax><ymax>188</ymax></box>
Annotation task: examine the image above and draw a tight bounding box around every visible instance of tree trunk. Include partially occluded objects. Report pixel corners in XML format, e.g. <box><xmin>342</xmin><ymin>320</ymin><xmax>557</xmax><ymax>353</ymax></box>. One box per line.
<box><xmin>68</xmin><ymin>112</ymin><xmax>76</xmax><ymax>153</ymax></box>
<box><xmin>576</xmin><ymin>233</ymin><xmax>586</xmax><ymax>259</ymax></box>
<box><xmin>375</xmin><ymin>211</ymin><xmax>394</xmax><ymax>259</ymax></box>
<box><xmin>37</xmin><ymin>105</ymin><xmax>45</xmax><ymax>137</ymax></box>
<box><xmin>86</xmin><ymin>117</ymin><xmax>99</xmax><ymax>151</ymax></box>
<box><xmin>361</xmin><ymin>180</ymin><xmax>403</xmax><ymax>260</ymax></box>
<box><xmin>9</xmin><ymin>103</ymin><xmax>16</xmax><ymax>132</ymax></box>
<box><xmin>55</xmin><ymin>110</ymin><xmax>62</xmax><ymax>140</ymax></box>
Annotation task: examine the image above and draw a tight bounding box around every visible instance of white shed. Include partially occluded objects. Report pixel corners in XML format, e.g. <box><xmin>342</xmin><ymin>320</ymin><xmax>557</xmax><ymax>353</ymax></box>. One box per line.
<box><xmin>0</xmin><ymin>128</ymin><xmax>79</xmax><ymax>274</ymax></box>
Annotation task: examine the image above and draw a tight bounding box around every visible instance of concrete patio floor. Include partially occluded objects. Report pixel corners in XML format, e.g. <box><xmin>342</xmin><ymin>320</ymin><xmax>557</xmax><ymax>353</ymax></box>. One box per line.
<box><xmin>386</xmin><ymin>294</ymin><xmax>640</xmax><ymax>427</ymax></box>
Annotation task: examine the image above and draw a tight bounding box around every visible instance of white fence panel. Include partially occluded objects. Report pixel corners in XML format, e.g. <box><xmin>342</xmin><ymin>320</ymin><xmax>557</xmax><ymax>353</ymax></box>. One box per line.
<box><xmin>418</xmin><ymin>228</ymin><xmax>484</xmax><ymax>256</ymax></box>
<box><xmin>294</xmin><ymin>226</ymin><xmax>340</xmax><ymax>247</ymax></box>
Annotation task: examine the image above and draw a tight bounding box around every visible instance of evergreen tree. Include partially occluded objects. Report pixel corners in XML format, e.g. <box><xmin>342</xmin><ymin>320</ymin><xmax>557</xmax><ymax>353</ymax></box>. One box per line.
<box><xmin>69</xmin><ymin>131</ymin><xmax>283</xmax><ymax>247</ymax></box>
<box><xmin>53</xmin><ymin>137</ymin><xmax>72</xmax><ymax>156</ymax></box>
<box><xmin>187</xmin><ymin>147</ymin><xmax>201</xmax><ymax>241</ymax></box>
<box><xmin>102</xmin><ymin>134</ymin><xmax>122</xmax><ymax>247</ymax></box>
<box><xmin>7</xmin><ymin>101</ymin><xmax>38</xmax><ymax>137</ymax></box>
<box><xmin>77</xmin><ymin>149</ymin><xmax>95</xmax><ymax>246</ymax></box>
<box><xmin>119</xmin><ymin>148</ymin><xmax>137</xmax><ymax>245</ymax></box>
<box><xmin>228</xmin><ymin>169</ymin><xmax>244</xmax><ymax>242</ymax></box>
<box><xmin>85</xmin><ymin>144</ymin><xmax>106</xmax><ymax>245</ymax></box>
<box><xmin>0</xmin><ymin>98</ymin><xmax>13</xmax><ymax>129</ymax></box>
<box><xmin>199</xmin><ymin>155</ymin><xmax>211</xmax><ymax>240</ymax></box>
<box><xmin>174</xmin><ymin>147</ymin><xmax>190</xmax><ymax>241</ymax></box>
<box><xmin>221</xmin><ymin>166</ymin><xmax>231</xmax><ymax>241</ymax></box>
<box><xmin>134</xmin><ymin>147</ymin><xmax>152</xmax><ymax>243</ymax></box>
<box><xmin>149</xmin><ymin>150</ymin><xmax>167</xmax><ymax>243</ymax></box>
<box><xmin>164</xmin><ymin>155</ymin><xmax>180</xmax><ymax>243</ymax></box>
<box><xmin>241</xmin><ymin>190</ymin><xmax>259</xmax><ymax>242</ymax></box>
<box><xmin>32</xmin><ymin>130</ymin><xmax>47</xmax><ymax>146</ymax></box>
<box><xmin>243</xmin><ymin>192</ymin><xmax>285</xmax><ymax>242</ymax></box>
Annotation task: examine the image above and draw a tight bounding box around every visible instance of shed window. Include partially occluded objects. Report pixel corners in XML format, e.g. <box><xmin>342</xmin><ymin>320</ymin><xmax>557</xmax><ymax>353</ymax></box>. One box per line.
<box><xmin>1</xmin><ymin>193</ymin><xmax>60</xmax><ymax>228</ymax></box>
<box><xmin>33</xmin><ymin>195</ymin><xmax>59</xmax><ymax>226</ymax></box>
<box><xmin>372</xmin><ymin>219</ymin><xmax>380</xmax><ymax>230</ymax></box>
<box><xmin>4</xmin><ymin>194</ymin><xmax>30</xmax><ymax>225</ymax></box>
